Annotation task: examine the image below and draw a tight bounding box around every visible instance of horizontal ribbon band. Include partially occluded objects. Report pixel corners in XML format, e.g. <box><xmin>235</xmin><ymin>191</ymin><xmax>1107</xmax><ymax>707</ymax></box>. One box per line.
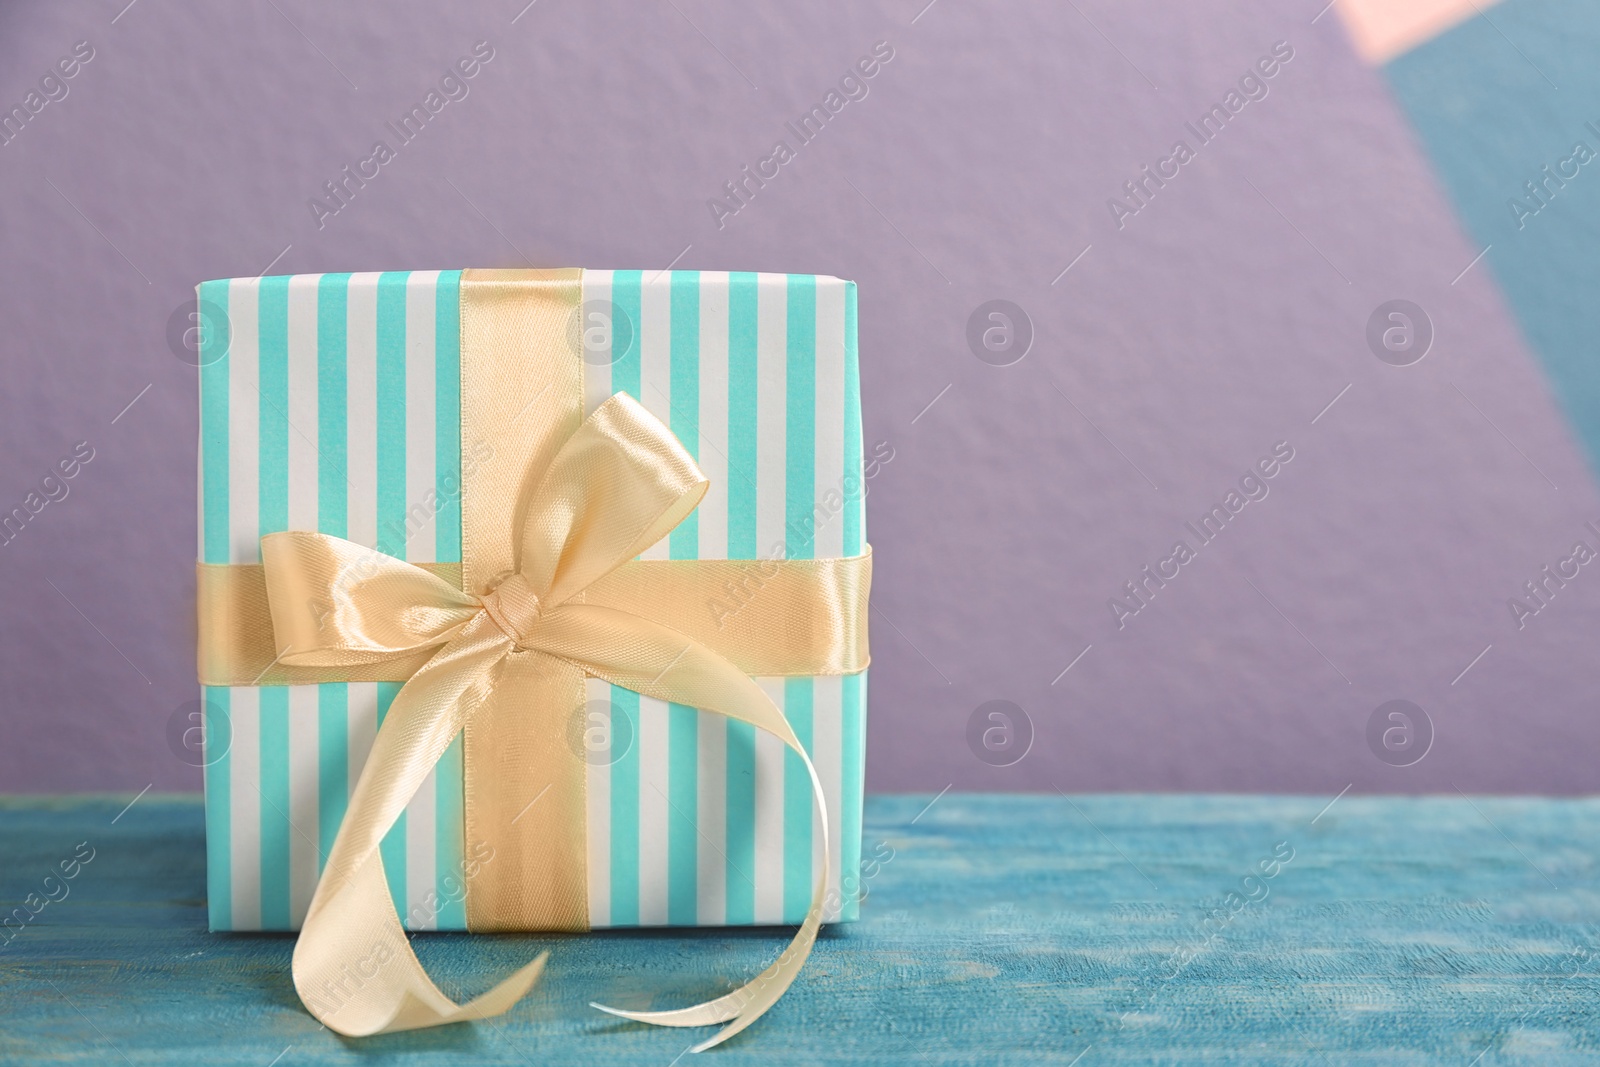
<box><xmin>196</xmin><ymin>552</ymin><xmax>870</xmax><ymax>686</ymax></box>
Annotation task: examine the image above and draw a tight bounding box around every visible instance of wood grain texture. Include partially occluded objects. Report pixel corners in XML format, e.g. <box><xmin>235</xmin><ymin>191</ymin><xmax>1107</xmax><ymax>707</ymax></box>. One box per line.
<box><xmin>1</xmin><ymin>793</ymin><xmax>1597</xmax><ymax>1065</ymax></box>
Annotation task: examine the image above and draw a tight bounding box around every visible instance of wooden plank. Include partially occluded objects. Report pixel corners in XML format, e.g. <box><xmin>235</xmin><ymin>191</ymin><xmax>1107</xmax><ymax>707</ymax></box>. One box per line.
<box><xmin>1</xmin><ymin>793</ymin><xmax>1597</xmax><ymax>1064</ymax></box>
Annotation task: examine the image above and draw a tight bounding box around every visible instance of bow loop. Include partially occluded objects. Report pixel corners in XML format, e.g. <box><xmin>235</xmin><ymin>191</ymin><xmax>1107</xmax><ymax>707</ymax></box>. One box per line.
<box><xmin>515</xmin><ymin>392</ymin><xmax>708</xmax><ymax>608</ymax></box>
<box><xmin>260</xmin><ymin>530</ymin><xmax>481</xmax><ymax>668</ymax></box>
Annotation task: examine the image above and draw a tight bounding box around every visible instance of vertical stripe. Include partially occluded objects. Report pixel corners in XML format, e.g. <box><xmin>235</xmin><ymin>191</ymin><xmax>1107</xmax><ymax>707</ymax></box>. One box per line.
<box><xmin>842</xmin><ymin>281</ymin><xmax>864</xmax><ymax>555</ymax></box>
<box><xmin>667</xmin><ymin>271</ymin><xmax>701</xmax><ymax>924</ymax></box>
<box><xmin>280</xmin><ymin>276</ymin><xmax>321</xmax><ymax>931</ymax></box>
<box><xmin>257</xmin><ymin>276</ymin><xmax>289</xmax><ymax>541</ymax></box>
<box><xmin>785</xmin><ymin>275</ymin><xmax>817</xmax><ymax>560</ymax></box>
<box><xmin>637</xmin><ymin>275</ymin><xmax>672</xmax><ymax>561</ymax></box>
<box><xmin>637</xmin><ymin>695</ymin><xmax>670</xmax><ymax>925</ymax></box>
<box><xmin>255</xmin><ymin>273</ymin><xmax>292</xmax><ymax>933</ymax></box>
<box><xmin>752</xmin><ymin>277</ymin><xmax>790</xmax><ymax>925</ymax></box>
<box><xmin>314</xmin><ymin>275</ymin><xmax>349</xmax><ymax>903</ymax></box>
<box><xmin>375</xmin><ymin>272</ymin><xmax>409</xmax><ymax>558</ymax></box>
<box><xmin>203</xmin><ymin>687</ymin><xmax>232</xmax><ymax>931</ymax></box>
<box><xmin>199</xmin><ymin>279</ymin><xmax>230</xmax><ymax>564</ymax></box>
<box><xmin>839</xmin><ymin>280</ymin><xmax>865</xmax><ymax>921</ymax></box>
<box><xmin>404</xmin><ymin>272</ymin><xmax>438</xmax><ymax>562</ymax></box>
<box><xmin>725</xmin><ymin>715</ymin><xmax>756</xmax><ymax>926</ymax></box>
<box><xmin>813</xmin><ymin>675</ymin><xmax>843</xmax><ymax>921</ymax></box>
<box><xmin>781</xmin><ymin>676</ymin><xmax>813</xmax><ymax>923</ymax></box>
<box><xmin>726</xmin><ymin>273</ymin><xmax>760</xmax><ymax>560</ymax></box>
<box><xmin>608</xmin><ymin>685</ymin><xmax>640</xmax><ymax>926</ymax></box>
<box><xmin>581</xmin><ymin>270</ymin><xmax>615</xmax><ymax>418</ymax></box>
<box><xmin>376</xmin><ymin>681</ymin><xmax>407</xmax><ymax>917</ymax></box>
<box><xmin>285</xmin><ymin>275</ymin><xmax>319</xmax><ymax>534</ymax></box>
<box><xmin>668</xmin><ymin>271</ymin><xmax>700</xmax><ymax>558</ymax></box>
<box><xmin>228</xmin><ymin>686</ymin><xmax>261</xmax><ymax>930</ymax></box>
<box><xmin>286</xmin><ymin>685</ymin><xmax>319</xmax><ymax>927</ymax></box>
<box><xmin>667</xmin><ymin>702</ymin><xmax>698</xmax><ymax>925</ymax></box>
<box><xmin>694</xmin><ymin>271</ymin><xmax>732</xmax><ymax>921</ymax></box>
<box><xmin>317</xmin><ymin>685</ymin><xmax>347</xmax><ymax>874</ymax></box>
<box><xmin>226</xmin><ymin>279</ymin><xmax>261</xmax><ymax>564</ymax></box>
<box><xmin>813</xmin><ymin>280</ymin><xmax>848</xmax><ymax>920</ymax></box>
<box><xmin>345</xmin><ymin>274</ymin><xmax>380</xmax><ymax>550</ymax></box>
<box><xmin>434</xmin><ymin>270</ymin><xmax>462</xmax><ymax>563</ymax></box>
<box><xmin>813</xmin><ymin>279</ymin><xmax>847</xmax><ymax>561</ymax></box>
<box><xmin>752</xmin><ymin>680</ymin><xmax>787</xmax><ymax>924</ymax></box>
<box><xmin>258</xmin><ymin>687</ymin><xmax>290</xmax><ymax>929</ymax></box>
<box><xmin>199</xmin><ymin>277</ymin><xmax>232</xmax><ymax>930</ymax></box>
<box><xmin>610</xmin><ymin>271</ymin><xmax>642</xmax><ymax>403</ymax></box>
<box><xmin>585</xmin><ymin>676</ymin><xmax>613</xmax><ymax>927</ymax></box>
<box><xmin>724</xmin><ymin>272</ymin><xmax>760</xmax><ymax>927</ymax></box>
<box><xmin>316</xmin><ymin>273</ymin><xmax>349</xmax><ymax>537</ymax></box>
<box><xmin>840</xmin><ymin>669</ymin><xmax>866</xmax><ymax>922</ymax></box>
<box><xmin>373</xmin><ymin>276</ymin><xmax>410</xmax><ymax>914</ymax></box>
<box><xmin>697</xmin><ymin>273</ymin><xmax>730</xmax><ymax>561</ymax></box>
<box><xmin>754</xmin><ymin>275</ymin><xmax>788</xmax><ymax>561</ymax></box>
<box><xmin>782</xmin><ymin>276</ymin><xmax>818</xmax><ymax>922</ymax></box>
<box><xmin>695</xmin><ymin>707</ymin><xmax>727</xmax><ymax>925</ymax></box>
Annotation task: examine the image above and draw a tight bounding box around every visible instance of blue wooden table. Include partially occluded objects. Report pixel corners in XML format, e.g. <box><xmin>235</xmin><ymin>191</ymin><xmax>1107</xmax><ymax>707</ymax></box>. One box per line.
<box><xmin>2</xmin><ymin>793</ymin><xmax>1597</xmax><ymax>1065</ymax></box>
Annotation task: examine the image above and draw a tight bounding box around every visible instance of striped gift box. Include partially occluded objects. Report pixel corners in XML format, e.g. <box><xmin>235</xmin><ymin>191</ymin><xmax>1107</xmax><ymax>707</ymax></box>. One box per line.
<box><xmin>197</xmin><ymin>270</ymin><xmax>867</xmax><ymax>932</ymax></box>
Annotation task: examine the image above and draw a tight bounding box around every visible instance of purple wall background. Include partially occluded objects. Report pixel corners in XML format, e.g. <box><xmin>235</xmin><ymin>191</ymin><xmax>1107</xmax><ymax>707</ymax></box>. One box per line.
<box><xmin>2</xmin><ymin>0</ymin><xmax>1596</xmax><ymax>795</ymax></box>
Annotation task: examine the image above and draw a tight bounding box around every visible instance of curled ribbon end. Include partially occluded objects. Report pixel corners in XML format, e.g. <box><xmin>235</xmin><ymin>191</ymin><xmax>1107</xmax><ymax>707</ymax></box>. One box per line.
<box><xmin>588</xmin><ymin>1002</ymin><xmax>746</xmax><ymax>1053</ymax></box>
<box><xmin>690</xmin><ymin>1029</ymin><xmax>734</xmax><ymax>1054</ymax></box>
<box><xmin>477</xmin><ymin>951</ymin><xmax>550</xmax><ymax>1011</ymax></box>
<box><xmin>588</xmin><ymin>1001</ymin><xmax>660</xmax><ymax>1023</ymax></box>
<box><xmin>586</xmin><ymin>1000</ymin><xmax>732</xmax><ymax>1025</ymax></box>
<box><xmin>431</xmin><ymin>951</ymin><xmax>549</xmax><ymax>1030</ymax></box>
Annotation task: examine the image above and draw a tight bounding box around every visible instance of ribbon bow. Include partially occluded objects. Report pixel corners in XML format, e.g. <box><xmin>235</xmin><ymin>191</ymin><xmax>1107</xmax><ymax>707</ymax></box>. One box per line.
<box><xmin>262</xmin><ymin>393</ymin><xmax>829</xmax><ymax>1050</ymax></box>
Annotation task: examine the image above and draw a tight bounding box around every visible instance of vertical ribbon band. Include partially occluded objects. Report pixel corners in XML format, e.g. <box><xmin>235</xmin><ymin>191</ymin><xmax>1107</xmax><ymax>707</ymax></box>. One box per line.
<box><xmin>458</xmin><ymin>269</ymin><xmax>589</xmax><ymax>933</ymax></box>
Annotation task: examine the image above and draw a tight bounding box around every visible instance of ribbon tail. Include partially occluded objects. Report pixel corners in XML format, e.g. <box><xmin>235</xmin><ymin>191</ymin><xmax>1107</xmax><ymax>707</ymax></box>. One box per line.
<box><xmin>537</xmin><ymin>603</ymin><xmax>831</xmax><ymax>1051</ymax></box>
<box><xmin>299</xmin><ymin>851</ymin><xmax>549</xmax><ymax>1034</ymax></box>
<box><xmin>590</xmin><ymin>766</ymin><xmax>827</xmax><ymax>1051</ymax></box>
<box><xmin>292</xmin><ymin>613</ymin><xmax>534</xmax><ymax>1037</ymax></box>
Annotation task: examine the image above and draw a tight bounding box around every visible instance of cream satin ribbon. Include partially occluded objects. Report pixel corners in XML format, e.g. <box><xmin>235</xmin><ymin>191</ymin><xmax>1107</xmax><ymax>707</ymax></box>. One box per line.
<box><xmin>196</xmin><ymin>555</ymin><xmax>870</xmax><ymax>687</ymax></box>
<box><xmin>267</xmin><ymin>393</ymin><xmax>830</xmax><ymax>1050</ymax></box>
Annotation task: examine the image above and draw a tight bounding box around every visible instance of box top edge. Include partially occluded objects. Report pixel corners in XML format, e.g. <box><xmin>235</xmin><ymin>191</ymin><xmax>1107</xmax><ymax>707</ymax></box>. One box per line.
<box><xmin>198</xmin><ymin>270</ymin><xmax>857</xmax><ymax>288</ymax></box>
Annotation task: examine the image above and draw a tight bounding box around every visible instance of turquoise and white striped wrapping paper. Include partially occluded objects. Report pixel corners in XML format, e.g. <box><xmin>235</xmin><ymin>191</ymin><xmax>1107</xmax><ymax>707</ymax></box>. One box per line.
<box><xmin>197</xmin><ymin>270</ymin><xmax>867</xmax><ymax>933</ymax></box>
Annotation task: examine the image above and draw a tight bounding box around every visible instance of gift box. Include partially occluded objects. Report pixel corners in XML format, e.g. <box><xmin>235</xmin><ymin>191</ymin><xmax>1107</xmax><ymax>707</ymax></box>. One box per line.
<box><xmin>195</xmin><ymin>269</ymin><xmax>869</xmax><ymax>952</ymax></box>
